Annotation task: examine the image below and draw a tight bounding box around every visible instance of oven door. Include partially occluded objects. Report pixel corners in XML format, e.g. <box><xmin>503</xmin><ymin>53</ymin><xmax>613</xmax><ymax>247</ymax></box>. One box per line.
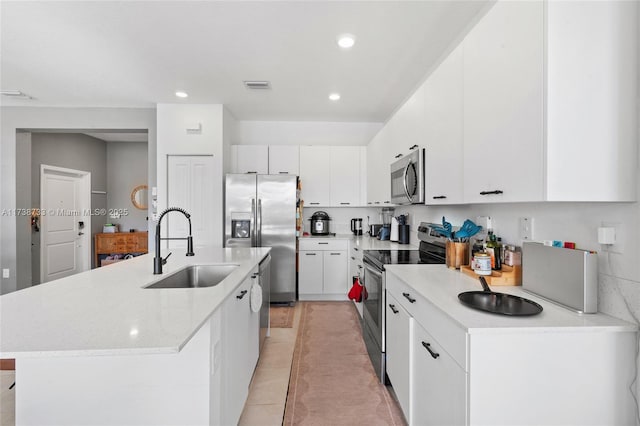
<box><xmin>390</xmin><ymin>148</ymin><xmax>425</xmax><ymax>205</ymax></box>
<box><xmin>362</xmin><ymin>257</ymin><xmax>386</xmax><ymax>382</ymax></box>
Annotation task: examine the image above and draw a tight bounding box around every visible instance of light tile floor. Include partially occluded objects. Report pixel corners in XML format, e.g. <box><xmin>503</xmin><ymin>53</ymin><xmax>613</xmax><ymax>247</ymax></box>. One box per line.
<box><xmin>239</xmin><ymin>304</ymin><xmax>301</xmax><ymax>426</ymax></box>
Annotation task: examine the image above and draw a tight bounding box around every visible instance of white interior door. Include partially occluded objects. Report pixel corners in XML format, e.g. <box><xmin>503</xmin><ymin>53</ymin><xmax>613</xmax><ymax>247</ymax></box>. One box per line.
<box><xmin>40</xmin><ymin>165</ymin><xmax>91</xmax><ymax>283</ymax></box>
<box><xmin>167</xmin><ymin>155</ymin><xmax>215</xmax><ymax>249</ymax></box>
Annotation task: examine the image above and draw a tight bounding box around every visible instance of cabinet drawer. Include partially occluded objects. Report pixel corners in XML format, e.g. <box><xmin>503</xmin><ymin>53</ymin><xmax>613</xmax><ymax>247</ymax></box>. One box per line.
<box><xmin>299</xmin><ymin>238</ymin><xmax>349</xmax><ymax>251</ymax></box>
<box><xmin>387</xmin><ymin>275</ymin><xmax>467</xmax><ymax>371</ymax></box>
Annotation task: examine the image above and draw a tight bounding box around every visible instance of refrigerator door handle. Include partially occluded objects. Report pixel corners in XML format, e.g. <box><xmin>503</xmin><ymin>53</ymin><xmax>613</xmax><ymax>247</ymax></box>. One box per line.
<box><xmin>257</xmin><ymin>198</ymin><xmax>263</xmax><ymax>247</ymax></box>
<box><xmin>251</xmin><ymin>198</ymin><xmax>257</xmax><ymax>247</ymax></box>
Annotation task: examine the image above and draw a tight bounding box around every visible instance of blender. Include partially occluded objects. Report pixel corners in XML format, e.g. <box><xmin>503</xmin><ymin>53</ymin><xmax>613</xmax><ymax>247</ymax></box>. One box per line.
<box><xmin>378</xmin><ymin>207</ymin><xmax>395</xmax><ymax>240</ymax></box>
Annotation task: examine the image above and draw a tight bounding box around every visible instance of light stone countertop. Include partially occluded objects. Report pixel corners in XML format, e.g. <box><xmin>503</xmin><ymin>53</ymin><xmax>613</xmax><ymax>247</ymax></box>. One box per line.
<box><xmin>0</xmin><ymin>247</ymin><xmax>271</xmax><ymax>358</ymax></box>
<box><xmin>385</xmin><ymin>264</ymin><xmax>637</xmax><ymax>334</ymax></box>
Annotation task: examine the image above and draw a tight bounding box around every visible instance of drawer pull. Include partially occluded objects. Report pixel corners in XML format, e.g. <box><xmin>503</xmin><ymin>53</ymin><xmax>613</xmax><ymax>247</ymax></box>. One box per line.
<box><xmin>354</xmin><ymin>247</ymin><xmax>359</xmax><ymax>251</ymax></box>
<box><xmin>318</xmin><ymin>242</ymin><xmax>329</xmax><ymax>245</ymax></box>
<box><xmin>340</xmin><ymin>202</ymin><xmax>350</xmax><ymax>205</ymax></box>
<box><xmin>351</xmin><ymin>256</ymin><xmax>356</xmax><ymax>260</ymax></box>
<box><xmin>479</xmin><ymin>190</ymin><xmax>503</xmax><ymax>196</ymax></box>
<box><xmin>389</xmin><ymin>304</ymin><xmax>399</xmax><ymax>314</ymax></box>
<box><xmin>358</xmin><ymin>265</ymin><xmax>363</xmax><ymax>269</ymax></box>
<box><xmin>402</xmin><ymin>292</ymin><xmax>416</xmax><ymax>303</ymax></box>
<box><xmin>422</xmin><ymin>341</ymin><xmax>440</xmax><ymax>359</ymax></box>
<box><xmin>278</xmin><ymin>172</ymin><xmax>289</xmax><ymax>174</ymax></box>
<box><xmin>309</xmin><ymin>202</ymin><xmax>320</xmax><ymax>205</ymax></box>
<box><xmin>432</xmin><ymin>195</ymin><xmax>447</xmax><ymax>199</ymax></box>
<box><xmin>305</xmin><ymin>253</ymin><xmax>317</xmax><ymax>256</ymax></box>
<box><xmin>236</xmin><ymin>290</ymin><xmax>248</xmax><ymax>300</ymax></box>
<box><xmin>330</xmin><ymin>253</ymin><xmax>341</xmax><ymax>256</ymax></box>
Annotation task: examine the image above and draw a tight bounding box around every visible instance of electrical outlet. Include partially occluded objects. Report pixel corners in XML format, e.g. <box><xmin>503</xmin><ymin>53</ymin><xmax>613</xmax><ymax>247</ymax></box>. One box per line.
<box><xmin>519</xmin><ymin>217</ymin><xmax>534</xmax><ymax>241</ymax></box>
<box><xmin>2</xmin><ymin>269</ymin><xmax>9</xmax><ymax>279</ymax></box>
<box><xmin>602</xmin><ymin>222</ymin><xmax>624</xmax><ymax>254</ymax></box>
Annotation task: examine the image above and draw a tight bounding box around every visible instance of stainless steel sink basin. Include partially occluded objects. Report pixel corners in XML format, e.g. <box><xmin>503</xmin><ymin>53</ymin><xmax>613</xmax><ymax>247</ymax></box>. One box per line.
<box><xmin>145</xmin><ymin>264</ymin><xmax>239</xmax><ymax>289</ymax></box>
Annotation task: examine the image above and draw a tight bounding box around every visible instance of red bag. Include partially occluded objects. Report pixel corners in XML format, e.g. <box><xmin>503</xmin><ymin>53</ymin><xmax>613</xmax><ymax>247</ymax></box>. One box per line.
<box><xmin>348</xmin><ymin>276</ymin><xmax>363</xmax><ymax>302</ymax></box>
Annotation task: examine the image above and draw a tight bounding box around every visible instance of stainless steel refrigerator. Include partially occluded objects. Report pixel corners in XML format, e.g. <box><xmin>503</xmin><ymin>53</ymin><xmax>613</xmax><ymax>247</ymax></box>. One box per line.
<box><xmin>224</xmin><ymin>174</ymin><xmax>297</xmax><ymax>303</ymax></box>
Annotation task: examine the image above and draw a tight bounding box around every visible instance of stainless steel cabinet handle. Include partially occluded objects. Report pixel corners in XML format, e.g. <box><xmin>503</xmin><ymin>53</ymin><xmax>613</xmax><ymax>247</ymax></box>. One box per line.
<box><xmin>389</xmin><ymin>304</ymin><xmax>399</xmax><ymax>314</ymax></box>
<box><xmin>402</xmin><ymin>292</ymin><xmax>416</xmax><ymax>303</ymax></box>
<box><xmin>480</xmin><ymin>190</ymin><xmax>504</xmax><ymax>195</ymax></box>
<box><xmin>236</xmin><ymin>290</ymin><xmax>248</xmax><ymax>300</ymax></box>
<box><xmin>422</xmin><ymin>341</ymin><xmax>440</xmax><ymax>359</ymax></box>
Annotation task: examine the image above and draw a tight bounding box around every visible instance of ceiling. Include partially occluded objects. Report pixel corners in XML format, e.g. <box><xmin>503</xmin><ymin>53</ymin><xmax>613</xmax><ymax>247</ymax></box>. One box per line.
<box><xmin>1</xmin><ymin>1</ymin><xmax>490</xmax><ymax>123</ymax></box>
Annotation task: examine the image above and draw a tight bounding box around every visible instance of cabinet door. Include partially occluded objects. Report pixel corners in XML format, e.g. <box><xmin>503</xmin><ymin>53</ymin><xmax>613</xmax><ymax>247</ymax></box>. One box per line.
<box><xmin>412</xmin><ymin>321</ymin><xmax>467</xmax><ymax>426</ymax></box>
<box><xmin>299</xmin><ymin>146</ymin><xmax>331</xmax><ymax>206</ymax></box>
<box><xmin>235</xmin><ymin>145</ymin><xmax>269</xmax><ymax>174</ymax></box>
<box><xmin>462</xmin><ymin>1</ymin><xmax>544</xmax><ymax>203</ymax></box>
<box><xmin>167</xmin><ymin>155</ymin><xmax>215</xmax><ymax>247</ymax></box>
<box><xmin>330</xmin><ymin>146</ymin><xmax>360</xmax><ymax>206</ymax></box>
<box><xmin>389</xmin><ymin>84</ymin><xmax>425</xmax><ymax>157</ymax></box>
<box><xmin>366</xmin><ymin>126</ymin><xmax>393</xmax><ymax>206</ymax></box>
<box><xmin>386</xmin><ymin>292</ymin><xmax>412</xmax><ymax>419</ymax></box>
<box><xmin>222</xmin><ymin>275</ymin><xmax>254</xmax><ymax>426</ymax></box>
<box><xmin>424</xmin><ymin>44</ymin><xmax>464</xmax><ymax>205</ymax></box>
<box><xmin>298</xmin><ymin>250</ymin><xmax>323</xmax><ymax>295</ymax></box>
<box><xmin>268</xmin><ymin>145</ymin><xmax>299</xmax><ymax>175</ymax></box>
<box><xmin>323</xmin><ymin>251</ymin><xmax>348</xmax><ymax>294</ymax></box>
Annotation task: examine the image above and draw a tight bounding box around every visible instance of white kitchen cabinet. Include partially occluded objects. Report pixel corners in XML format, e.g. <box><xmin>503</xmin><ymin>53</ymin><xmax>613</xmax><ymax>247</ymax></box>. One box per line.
<box><xmin>366</xmin><ymin>126</ymin><xmax>393</xmax><ymax>206</ymax></box>
<box><xmin>388</xmin><ymin>84</ymin><xmax>425</xmax><ymax>160</ymax></box>
<box><xmin>423</xmin><ymin>44</ymin><xmax>464</xmax><ymax>205</ymax></box>
<box><xmin>330</xmin><ymin>146</ymin><xmax>361</xmax><ymax>206</ymax></box>
<box><xmin>222</xmin><ymin>267</ymin><xmax>260</xmax><ymax>426</ymax></box>
<box><xmin>385</xmin><ymin>292</ymin><xmax>412</xmax><ymax>420</ymax></box>
<box><xmin>299</xmin><ymin>238</ymin><xmax>349</xmax><ymax>300</ymax></box>
<box><xmin>167</xmin><ymin>155</ymin><xmax>215</xmax><ymax>247</ymax></box>
<box><xmin>299</xmin><ymin>250</ymin><xmax>323</xmax><ymax>295</ymax></box>
<box><xmin>463</xmin><ymin>0</ymin><xmax>544</xmax><ymax>203</ymax></box>
<box><xmin>461</xmin><ymin>0</ymin><xmax>637</xmax><ymax>203</ymax></box>
<box><xmin>268</xmin><ymin>145</ymin><xmax>299</xmax><ymax>175</ymax></box>
<box><xmin>299</xmin><ymin>146</ymin><xmax>331</xmax><ymax>207</ymax></box>
<box><xmin>348</xmin><ymin>242</ymin><xmax>365</xmax><ymax>317</ymax></box>
<box><xmin>385</xmin><ymin>266</ymin><xmax>637</xmax><ymax>425</ymax></box>
<box><xmin>233</xmin><ymin>145</ymin><xmax>269</xmax><ymax>174</ymax></box>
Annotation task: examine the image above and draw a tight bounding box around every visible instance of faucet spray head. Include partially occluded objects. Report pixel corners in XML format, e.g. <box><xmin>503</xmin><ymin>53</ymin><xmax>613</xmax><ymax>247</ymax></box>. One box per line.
<box><xmin>186</xmin><ymin>236</ymin><xmax>195</xmax><ymax>256</ymax></box>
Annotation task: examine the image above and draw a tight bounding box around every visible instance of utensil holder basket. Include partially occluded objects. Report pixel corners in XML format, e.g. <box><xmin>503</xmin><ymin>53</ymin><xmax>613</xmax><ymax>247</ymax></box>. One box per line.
<box><xmin>446</xmin><ymin>241</ymin><xmax>469</xmax><ymax>269</ymax></box>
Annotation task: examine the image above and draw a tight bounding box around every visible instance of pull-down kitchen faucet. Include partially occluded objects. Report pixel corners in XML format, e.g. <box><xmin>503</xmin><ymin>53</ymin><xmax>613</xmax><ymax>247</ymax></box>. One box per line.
<box><xmin>154</xmin><ymin>207</ymin><xmax>194</xmax><ymax>274</ymax></box>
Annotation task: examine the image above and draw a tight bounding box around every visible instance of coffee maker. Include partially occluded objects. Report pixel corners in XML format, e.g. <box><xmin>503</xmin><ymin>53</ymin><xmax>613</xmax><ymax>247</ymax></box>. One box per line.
<box><xmin>351</xmin><ymin>218</ymin><xmax>363</xmax><ymax>236</ymax></box>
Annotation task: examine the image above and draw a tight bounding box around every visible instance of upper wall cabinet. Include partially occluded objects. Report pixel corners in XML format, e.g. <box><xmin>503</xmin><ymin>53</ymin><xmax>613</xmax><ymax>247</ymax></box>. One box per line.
<box><xmin>366</xmin><ymin>125</ymin><xmax>394</xmax><ymax>206</ymax></box>
<box><xmin>462</xmin><ymin>0</ymin><xmax>637</xmax><ymax>203</ymax></box>
<box><xmin>268</xmin><ymin>145</ymin><xmax>299</xmax><ymax>175</ymax></box>
<box><xmin>424</xmin><ymin>44</ymin><xmax>464</xmax><ymax>205</ymax></box>
<box><xmin>300</xmin><ymin>146</ymin><xmax>366</xmax><ymax>207</ymax></box>
<box><xmin>232</xmin><ymin>145</ymin><xmax>269</xmax><ymax>174</ymax></box>
<box><xmin>231</xmin><ymin>145</ymin><xmax>299</xmax><ymax>175</ymax></box>
<box><xmin>387</xmin><ymin>84</ymin><xmax>426</xmax><ymax>161</ymax></box>
<box><xmin>462</xmin><ymin>1</ymin><xmax>544</xmax><ymax>203</ymax></box>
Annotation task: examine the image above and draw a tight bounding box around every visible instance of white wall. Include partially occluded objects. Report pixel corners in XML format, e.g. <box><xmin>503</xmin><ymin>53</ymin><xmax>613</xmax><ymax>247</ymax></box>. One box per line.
<box><xmin>234</xmin><ymin>120</ymin><xmax>382</xmax><ymax>146</ymax></box>
<box><xmin>156</xmin><ymin>104</ymin><xmax>225</xmax><ymax>248</ymax></box>
<box><xmin>0</xmin><ymin>107</ymin><xmax>156</xmax><ymax>294</ymax></box>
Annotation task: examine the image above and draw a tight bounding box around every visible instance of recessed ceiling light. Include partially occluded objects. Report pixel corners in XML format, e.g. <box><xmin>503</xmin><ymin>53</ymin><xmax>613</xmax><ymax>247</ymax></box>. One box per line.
<box><xmin>175</xmin><ymin>91</ymin><xmax>188</xmax><ymax>98</ymax></box>
<box><xmin>329</xmin><ymin>93</ymin><xmax>341</xmax><ymax>101</ymax></box>
<box><xmin>337</xmin><ymin>34</ymin><xmax>356</xmax><ymax>49</ymax></box>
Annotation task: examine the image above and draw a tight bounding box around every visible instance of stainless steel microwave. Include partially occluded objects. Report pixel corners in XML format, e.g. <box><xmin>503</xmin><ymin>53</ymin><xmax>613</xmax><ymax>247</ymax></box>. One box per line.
<box><xmin>390</xmin><ymin>148</ymin><xmax>425</xmax><ymax>204</ymax></box>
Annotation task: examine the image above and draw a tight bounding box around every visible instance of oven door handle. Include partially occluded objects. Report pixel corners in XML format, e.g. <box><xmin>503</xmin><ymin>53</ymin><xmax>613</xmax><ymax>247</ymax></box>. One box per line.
<box><xmin>363</xmin><ymin>259</ymin><xmax>383</xmax><ymax>279</ymax></box>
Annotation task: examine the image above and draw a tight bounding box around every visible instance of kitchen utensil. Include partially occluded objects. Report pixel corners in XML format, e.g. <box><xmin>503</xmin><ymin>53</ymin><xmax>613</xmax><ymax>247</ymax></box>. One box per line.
<box><xmin>455</xmin><ymin>219</ymin><xmax>482</xmax><ymax>240</ymax></box>
<box><xmin>458</xmin><ymin>276</ymin><xmax>543</xmax><ymax>316</ymax></box>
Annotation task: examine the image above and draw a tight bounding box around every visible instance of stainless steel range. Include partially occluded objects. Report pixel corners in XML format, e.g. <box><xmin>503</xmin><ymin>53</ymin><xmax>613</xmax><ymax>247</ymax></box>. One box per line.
<box><xmin>361</xmin><ymin>222</ymin><xmax>447</xmax><ymax>383</ymax></box>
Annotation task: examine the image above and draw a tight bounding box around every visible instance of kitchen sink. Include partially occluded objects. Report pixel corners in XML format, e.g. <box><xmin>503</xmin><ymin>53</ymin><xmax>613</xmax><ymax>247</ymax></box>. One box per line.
<box><xmin>145</xmin><ymin>264</ymin><xmax>239</xmax><ymax>289</ymax></box>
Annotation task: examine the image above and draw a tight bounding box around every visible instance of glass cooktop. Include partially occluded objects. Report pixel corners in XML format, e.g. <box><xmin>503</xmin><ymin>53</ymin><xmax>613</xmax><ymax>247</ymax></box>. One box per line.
<box><xmin>363</xmin><ymin>247</ymin><xmax>445</xmax><ymax>270</ymax></box>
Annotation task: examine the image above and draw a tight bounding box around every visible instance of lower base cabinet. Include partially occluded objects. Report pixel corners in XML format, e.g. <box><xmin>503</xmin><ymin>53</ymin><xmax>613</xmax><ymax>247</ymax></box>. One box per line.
<box><xmin>385</xmin><ymin>270</ymin><xmax>637</xmax><ymax>425</ymax></box>
<box><xmin>299</xmin><ymin>239</ymin><xmax>349</xmax><ymax>300</ymax></box>
<box><xmin>222</xmin><ymin>266</ymin><xmax>260</xmax><ymax>426</ymax></box>
<box><xmin>412</xmin><ymin>321</ymin><xmax>466</xmax><ymax>426</ymax></box>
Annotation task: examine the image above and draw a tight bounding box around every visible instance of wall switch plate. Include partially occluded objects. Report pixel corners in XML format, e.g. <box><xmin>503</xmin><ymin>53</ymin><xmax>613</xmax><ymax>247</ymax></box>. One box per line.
<box><xmin>601</xmin><ymin>222</ymin><xmax>624</xmax><ymax>254</ymax></box>
<box><xmin>2</xmin><ymin>269</ymin><xmax>9</xmax><ymax>279</ymax></box>
<box><xmin>519</xmin><ymin>217</ymin><xmax>534</xmax><ymax>241</ymax></box>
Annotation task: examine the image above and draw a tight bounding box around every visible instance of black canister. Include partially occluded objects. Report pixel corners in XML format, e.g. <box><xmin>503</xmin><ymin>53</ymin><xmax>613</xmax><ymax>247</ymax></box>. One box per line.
<box><xmin>398</xmin><ymin>224</ymin><xmax>410</xmax><ymax>244</ymax></box>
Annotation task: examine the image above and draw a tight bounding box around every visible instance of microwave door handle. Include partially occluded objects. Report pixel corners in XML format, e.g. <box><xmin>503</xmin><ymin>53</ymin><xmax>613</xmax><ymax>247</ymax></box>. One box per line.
<box><xmin>403</xmin><ymin>163</ymin><xmax>414</xmax><ymax>203</ymax></box>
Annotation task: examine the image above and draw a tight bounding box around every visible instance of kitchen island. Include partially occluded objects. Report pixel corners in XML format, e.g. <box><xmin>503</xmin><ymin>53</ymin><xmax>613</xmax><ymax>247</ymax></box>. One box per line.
<box><xmin>385</xmin><ymin>264</ymin><xmax>638</xmax><ymax>425</ymax></box>
<box><xmin>0</xmin><ymin>247</ymin><xmax>271</xmax><ymax>425</ymax></box>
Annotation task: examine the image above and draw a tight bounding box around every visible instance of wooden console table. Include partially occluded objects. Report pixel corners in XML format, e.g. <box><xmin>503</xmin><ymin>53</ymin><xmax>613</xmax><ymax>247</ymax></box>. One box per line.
<box><xmin>94</xmin><ymin>232</ymin><xmax>148</xmax><ymax>267</ymax></box>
